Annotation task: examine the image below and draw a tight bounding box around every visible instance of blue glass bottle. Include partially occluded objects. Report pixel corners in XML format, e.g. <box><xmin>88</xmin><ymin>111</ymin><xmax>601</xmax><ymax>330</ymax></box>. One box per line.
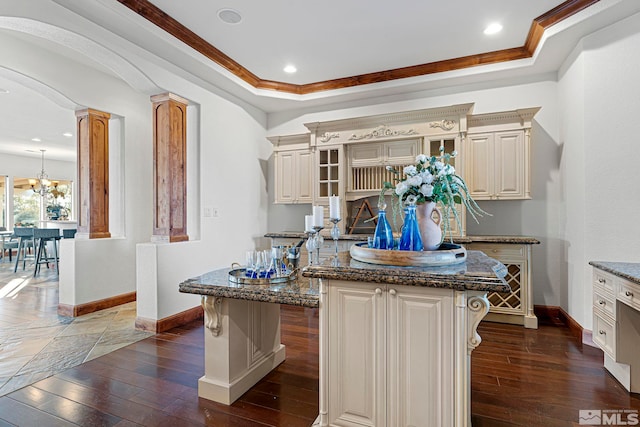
<box><xmin>373</xmin><ymin>204</ymin><xmax>394</xmax><ymax>250</ymax></box>
<box><xmin>399</xmin><ymin>204</ymin><xmax>423</xmax><ymax>251</ymax></box>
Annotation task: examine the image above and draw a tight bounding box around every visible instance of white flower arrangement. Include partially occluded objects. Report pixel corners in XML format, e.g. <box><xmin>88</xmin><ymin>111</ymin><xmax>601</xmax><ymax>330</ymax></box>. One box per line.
<box><xmin>382</xmin><ymin>148</ymin><xmax>489</xmax><ymax>240</ymax></box>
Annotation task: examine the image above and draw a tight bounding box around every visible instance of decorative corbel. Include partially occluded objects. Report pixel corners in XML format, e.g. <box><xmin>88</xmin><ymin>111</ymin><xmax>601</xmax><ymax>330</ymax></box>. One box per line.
<box><xmin>467</xmin><ymin>293</ymin><xmax>490</xmax><ymax>354</ymax></box>
<box><xmin>202</xmin><ymin>295</ymin><xmax>223</xmax><ymax>336</ymax></box>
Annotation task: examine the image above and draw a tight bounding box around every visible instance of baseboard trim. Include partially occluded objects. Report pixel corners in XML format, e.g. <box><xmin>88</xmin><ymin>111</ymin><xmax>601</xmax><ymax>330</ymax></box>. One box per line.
<box><xmin>534</xmin><ymin>304</ymin><xmax>584</xmax><ymax>341</ymax></box>
<box><xmin>135</xmin><ymin>305</ymin><xmax>204</xmax><ymax>333</ymax></box>
<box><xmin>58</xmin><ymin>292</ymin><xmax>137</xmax><ymax>317</ymax></box>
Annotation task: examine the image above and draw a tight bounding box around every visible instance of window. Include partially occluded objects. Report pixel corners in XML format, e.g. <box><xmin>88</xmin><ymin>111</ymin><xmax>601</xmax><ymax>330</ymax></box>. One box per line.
<box><xmin>0</xmin><ymin>176</ymin><xmax>5</xmax><ymax>228</ymax></box>
<box><xmin>13</xmin><ymin>177</ymin><xmax>40</xmax><ymax>227</ymax></box>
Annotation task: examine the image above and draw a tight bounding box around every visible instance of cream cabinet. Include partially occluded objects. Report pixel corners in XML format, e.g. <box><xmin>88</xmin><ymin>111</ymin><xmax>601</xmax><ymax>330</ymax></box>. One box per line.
<box><xmin>467</xmin><ymin>242</ymin><xmax>537</xmax><ymax>328</ymax></box>
<box><xmin>326</xmin><ymin>281</ymin><xmax>454</xmax><ymax>427</ymax></box>
<box><xmin>466</xmin><ymin>130</ymin><xmax>528</xmax><ymax>200</ymax></box>
<box><xmin>591</xmin><ymin>266</ymin><xmax>640</xmax><ymax>393</ymax></box>
<box><xmin>274</xmin><ymin>149</ymin><xmax>313</xmax><ymax>204</ymax></box>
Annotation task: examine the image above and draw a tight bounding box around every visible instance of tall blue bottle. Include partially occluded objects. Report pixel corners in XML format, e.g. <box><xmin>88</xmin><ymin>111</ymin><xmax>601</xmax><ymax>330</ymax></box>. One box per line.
<box><xmin>399</xmin><ymin>204</ymin><xmax>423</xmax><ymax>251</ymax></box>
<box><xmin>373</xmin><ymin>206</ymin><xmax>394</xmax><ymax>249</ymax></box>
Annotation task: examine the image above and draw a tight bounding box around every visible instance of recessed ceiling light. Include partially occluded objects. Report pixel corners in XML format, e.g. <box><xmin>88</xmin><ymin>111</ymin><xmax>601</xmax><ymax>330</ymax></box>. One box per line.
<box><xmin>63</xmin><ymin>132</ymin><xmax>73</xmax><ymax>137</ymax></box>
<box><xmin>31</xmin><ymin>137</ymin><xmax>41</xmax><ymax>142</ymax></box>
<box><xmin>283</xmin><ymin>65</ymin><xmax>297</xmax><ymax>74</ymax></box>
<box><xmin>217</xmin><ymin>8</ymin><xmax>242</xmax><ymax>24</ymax></box>
<box><xmin>484</xmin><ymin>23</ymin><xmax>503</xmax><ymax>35</ymax></box>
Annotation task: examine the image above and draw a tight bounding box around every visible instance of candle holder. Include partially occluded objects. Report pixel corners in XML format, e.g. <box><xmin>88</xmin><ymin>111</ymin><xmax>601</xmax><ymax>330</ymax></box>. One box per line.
<box><xmin>329</xmin><ymin>217</ymin><xmax>341</xmax><ymax>259</ymax></box>
<box><xmin>305</xmin><ymin>230</ymin><xmax>317</xmax><ymax>265</ymax></box>
<box><xmin>313</xmin><ymin>226</ymin><xmax>324</xmax><ymax>264</ymax></box>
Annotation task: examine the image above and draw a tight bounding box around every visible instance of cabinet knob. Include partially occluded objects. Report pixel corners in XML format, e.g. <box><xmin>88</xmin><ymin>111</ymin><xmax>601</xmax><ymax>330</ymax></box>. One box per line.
<box><xmin>625</xmin><ymin>290</ymin><xmax>634</xmax><ymax>297</ymax></box>
<box><xmin>389</xmin><ymin>289</ymin><xmax>397</xmax><ymax>296</ymax></box>
<box><xmin>599</xmin><ymin>330</ymin><xmax>606</xmax><ymax>335</ymax></box>
<box><xmin>375</xmin><ymin>288</ymin><xmax>382</xmax><ymax>295</ymax></box>
<box><xmin>598</xmin><ymin>300</ymin><xmax>605</xmax><ymax>305</ymax></box>
<box><xmin>598</xmin><ymin>278</ymin><xmax>606</xmax><ymax>284</ymax></box>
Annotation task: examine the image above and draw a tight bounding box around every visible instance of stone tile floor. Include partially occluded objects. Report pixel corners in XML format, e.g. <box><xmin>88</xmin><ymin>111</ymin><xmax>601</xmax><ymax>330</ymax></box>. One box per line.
<box><xmin>0</xmin><ymin>254</ymin><xmax>153</xmax><ymax>396</ymax></box>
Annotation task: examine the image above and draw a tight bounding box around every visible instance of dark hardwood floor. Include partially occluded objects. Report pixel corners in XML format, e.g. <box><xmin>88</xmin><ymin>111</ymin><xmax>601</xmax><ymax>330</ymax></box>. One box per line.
<box><xmin>0</xmin><ymin>305</ymin><xmax>638</xmax><ymax>426</ymax></box>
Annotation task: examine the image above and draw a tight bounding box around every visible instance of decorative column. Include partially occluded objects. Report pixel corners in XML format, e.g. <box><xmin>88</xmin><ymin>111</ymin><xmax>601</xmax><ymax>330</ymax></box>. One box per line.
<box><xmin>76</xmin><ymin>108</ymin><xmax>111</xmax><ymax>239</ymax></box>
<box><xmin>151</xmin><ymin>93</ymin><xmax>188</xmax><ymax>243</ymax></box>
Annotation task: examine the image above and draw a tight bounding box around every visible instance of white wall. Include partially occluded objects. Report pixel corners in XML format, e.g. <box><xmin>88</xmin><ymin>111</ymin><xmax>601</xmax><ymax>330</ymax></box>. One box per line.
<box><xmin>558</xmin><ymin>12</ymin><xmax>640</xmax><ymax>330</ymax></box>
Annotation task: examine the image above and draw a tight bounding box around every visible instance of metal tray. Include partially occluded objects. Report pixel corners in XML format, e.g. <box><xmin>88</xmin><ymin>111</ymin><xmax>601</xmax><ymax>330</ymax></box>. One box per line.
<box><xmin>228</xmin><ymin>267</ymin><xmax>296</xmax><ymax>285</ymax></box>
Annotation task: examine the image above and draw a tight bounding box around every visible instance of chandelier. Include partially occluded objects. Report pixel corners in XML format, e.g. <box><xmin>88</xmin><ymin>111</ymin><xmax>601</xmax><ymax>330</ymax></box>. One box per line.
<box><xmin>29</xmin><ymin>149</ymin><xmax>59</xmax><ymax>197</ymax></box>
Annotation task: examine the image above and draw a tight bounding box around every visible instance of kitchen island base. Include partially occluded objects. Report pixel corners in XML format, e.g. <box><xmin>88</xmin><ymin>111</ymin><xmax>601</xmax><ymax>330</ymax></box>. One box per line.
<box><xmin>197</xmin><ymin>296</ymin><xmax>285</xmax><ymax>405</ymax></box>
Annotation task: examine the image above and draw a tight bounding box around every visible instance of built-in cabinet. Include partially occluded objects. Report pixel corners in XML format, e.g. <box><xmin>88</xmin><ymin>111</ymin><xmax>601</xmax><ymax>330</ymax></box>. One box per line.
<box><xmin>466</xmin><ymin>108</ymin><xmax>539</xmax><ymax>201</ymax></box>
<box><xmin>327</xmin><ymin>281</ymin><xmax>454</xmax><ymax>427</ymax></box>
<box><xmin>274</xmin><ymin>149</ymin><xmax>313</xmax><ymax>204</ymax></box>
<box><xmin>269</xmin><ymin>134</ymin><xmax>313</xmax><ymax>204</ymax></box>
<box><xmin>591</xmin><ymin>265</ymin><xmax>640</xmax><ymax>393</ymax></box>
<box><xmin>467</xmin><ymin>242</ymin><xmax>537</xmax><ymax>328</ymax></box>
<box><xmin>269</xmin><ymin>105</ymin><xmax>540</xmax><ymax>240</ymax></box>
<box><xmin>466</xmin><ymin>131</ymin><xmax>526</xmax><ymax>200</ymax></box>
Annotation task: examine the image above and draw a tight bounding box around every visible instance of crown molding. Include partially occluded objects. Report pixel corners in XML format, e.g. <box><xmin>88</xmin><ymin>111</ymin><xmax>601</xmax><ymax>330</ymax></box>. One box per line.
<box><xmin>116</xmin><ymin>0</ymin><xmax>599</xmax><ymax>95</ymax></box>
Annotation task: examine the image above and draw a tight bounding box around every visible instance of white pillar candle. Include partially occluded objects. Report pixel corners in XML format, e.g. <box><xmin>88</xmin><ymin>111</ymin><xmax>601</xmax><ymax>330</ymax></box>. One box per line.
<box><xmin>312</xmin><ymin>205</ymin><xmax>324</xmax><ymax>227</ymax></box>
<box><xmin>305</xmin><ymin>215</ymin><xmax>314</xmax><ymax>232</ymax></box>
<box><xmin>329</xmin><ymin>195</ymin><xmax>340</xmax><ymax>219</ymax></box>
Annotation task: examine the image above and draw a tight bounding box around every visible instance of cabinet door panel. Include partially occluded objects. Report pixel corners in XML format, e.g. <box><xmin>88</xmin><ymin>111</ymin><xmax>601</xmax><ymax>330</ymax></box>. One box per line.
<box><xmin>387</xmin><ymin>286</ymin><xmax>454</xmax><ymax>427</ymax></box>
<box><xmin>276</xmin><ymin>152</ymin><xmax>295</xmax><ymax>203</ymax></box>
<box><xmin>297</xmin><ymin>151</ymin><xmax>313</xmax><ymax>202</ymax></box>
<box><xmin>466</xmin><ymin>134</ymin><xmax>493</xmax><ymax>199</ymax></box>
<box><xmin>385</xmin><ymin>139</ymin><xmax>420</xmax><ymax>165</ymax></box>
<box><xmin>350</xmin><ymin>144</ymin><xmax>383</xmax><ymax>166</ymax></box>
<box><xmin>494</xmin><ymin>131</ymin><xmax>524</xmax><ymax>198</ymax></box>
<box><xmin>329</xmin><ymin>283</ymin><xmax>385</xmax><ymax>427</ymax></box>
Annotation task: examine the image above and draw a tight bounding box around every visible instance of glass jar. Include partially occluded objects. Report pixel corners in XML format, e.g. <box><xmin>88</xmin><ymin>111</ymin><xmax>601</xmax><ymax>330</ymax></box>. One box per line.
<box><xmin>399</xmin><ymin>203</ymin><xmax>423</xmax><ymax>251</ymax></box>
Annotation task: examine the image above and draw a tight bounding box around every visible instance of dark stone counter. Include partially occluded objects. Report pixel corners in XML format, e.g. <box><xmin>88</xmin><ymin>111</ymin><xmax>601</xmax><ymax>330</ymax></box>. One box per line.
<box><xmin>302</xmin><ymin>250</ymin><xmax>510</xmax><ymax>293</ymax></box>
<box><xmin>589</xmin><ymin>261</ymin><xmax>640</xmax><ymax>286</ymax></box>
<box><xmin>266</xmin><ymin>232</ymin><xmax>540</xmax><ymax>245</ymax></box>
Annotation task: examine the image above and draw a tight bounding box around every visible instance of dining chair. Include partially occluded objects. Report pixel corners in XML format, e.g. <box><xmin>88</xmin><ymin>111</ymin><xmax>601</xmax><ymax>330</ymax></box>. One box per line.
<box><xmin>13</xmin><ymin>227</ymin><xmax>35</xmax><ymax>272</ymax></box>
<box><xmin>33</xmin><ymin>228</ymin><xmax>61</xmax><ymax>276</ymax></box>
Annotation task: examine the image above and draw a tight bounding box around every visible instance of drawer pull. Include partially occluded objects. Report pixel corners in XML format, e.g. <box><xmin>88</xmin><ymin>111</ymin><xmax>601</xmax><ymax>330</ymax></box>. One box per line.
<box><xmin>375</xmin><ymin>288</ymin><xmax>382</xmax><ymax>295</ymax></box>
<box><xmin>598</xmin><ymin>278</ymin><xmax>606</xmax><ymax>284</ymax></box>
<box><xmin>599</xmin><ymin>330</ymin><xmax>606</xmax><ymax>335</ymax></box>
<box><xmin>625</xmin><ymin>290</ymin><xmax>634</xmax><ymax>297</ymax></box>
<box><xmin>598</xmin><ymin>300</ymin><xmax>606</xmax><ymax>305</ymax></box>
<box><xmin>389</xmin><ymin>289</ymin><xmax>397</xmax><ymax>296</ymax></box>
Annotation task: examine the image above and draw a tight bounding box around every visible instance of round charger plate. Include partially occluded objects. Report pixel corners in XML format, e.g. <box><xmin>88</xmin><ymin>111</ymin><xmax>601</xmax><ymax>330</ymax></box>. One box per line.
<box><xmin>350</xmin><ymin>242</ymin><xmax>467</xmax><ymax>267</ymax></box>
<box><xmin>228</xmin><ymin>267</ymin><xmax>296</xmax><ymax>285</ymax></box>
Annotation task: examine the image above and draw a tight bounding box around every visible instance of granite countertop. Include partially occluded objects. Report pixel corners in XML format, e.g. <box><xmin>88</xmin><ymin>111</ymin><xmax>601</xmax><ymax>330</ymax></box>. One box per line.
<box><xmin>179</xmin><ymin>269</ymin><xmax>320</xmax><ymax>308</ymax></box>
<box><xmin>589</xmin><ymin>261</ymin><xmax>640</xmax><ymax>286</ymax></box>
<box><xmin>302</xmin><ymin>250</ymin><xmax>511</xmax><ymax>293</ymax></box>
<box><xmin>266</xmin><ymin>232</ymin><xmax>540</xmax><ymax>245</ymax></box>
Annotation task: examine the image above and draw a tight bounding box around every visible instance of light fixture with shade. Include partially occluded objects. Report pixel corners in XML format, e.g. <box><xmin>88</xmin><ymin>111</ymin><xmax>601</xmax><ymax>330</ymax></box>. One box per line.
<box><xmin>29</xmin><ymin>149</ymin><xmax>59</xmax><ymax>197</ymax></box>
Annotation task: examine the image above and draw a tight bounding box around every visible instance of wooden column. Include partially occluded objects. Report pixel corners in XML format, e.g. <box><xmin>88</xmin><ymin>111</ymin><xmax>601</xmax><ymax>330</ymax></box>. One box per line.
<box><xmin>76</xmin><ymin>108</ymin><xmax>111</xmax><ymax>239</ymax></box>
<box><xmin>151</xmin><ymin>93</ymin><xmax>188</xmax><ymax>243</ymax></box>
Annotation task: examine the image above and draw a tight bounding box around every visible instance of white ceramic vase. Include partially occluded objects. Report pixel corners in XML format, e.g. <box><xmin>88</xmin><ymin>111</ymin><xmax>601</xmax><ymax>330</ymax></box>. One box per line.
<box><xmin>416</xmin><ymin>201</ymin><xmax>443</xmax><ymax>251</ymax></box>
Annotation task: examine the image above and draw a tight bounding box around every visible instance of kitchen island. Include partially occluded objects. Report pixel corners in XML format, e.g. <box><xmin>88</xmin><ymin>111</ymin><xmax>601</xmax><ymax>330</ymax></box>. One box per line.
<box><xmin>179</xmin><ymin>250</ymin><xmax>509</xmax><ymax>426</ymax></box>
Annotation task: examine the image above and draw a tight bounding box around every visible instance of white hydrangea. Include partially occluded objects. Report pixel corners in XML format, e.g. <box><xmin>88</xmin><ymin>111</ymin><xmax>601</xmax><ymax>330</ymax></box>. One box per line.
<box><xmin>403</xmin><ymin>165</ymin><xmax>418</xmax><ymax>176</ymax></box>
<box><xmin>415</xmin><ymin>154</ymin><xmax>428</xmax><ymax>163</ymax></box>
<box><xmin>407</xmin><ymin>175</ymin><xmax>423</xmax><ymax>187</ymax></box>
<box><xmin>420</xmin><ymin>184</ymin><xmax>434</xmax><ymax>197</ymax></box>
<box><xmin>434</xmin><ymin>161</ymin><xmax>445</xmax><ymax>171</ymax></box>
<box><xmin>395</xmin><ymin>181</ymin><xmax>409</xmax><ymax>196</ymax></box>
<box><xmin>420</xmin><ymin>171</ymin><xmax>433</xmax><ymax>184</ymax></box>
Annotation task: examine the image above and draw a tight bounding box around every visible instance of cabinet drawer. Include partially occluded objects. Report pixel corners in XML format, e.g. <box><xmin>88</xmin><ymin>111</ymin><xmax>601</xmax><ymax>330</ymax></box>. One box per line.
<box><xmin>593</xmin><ymin>288</ymin><xmax>616</xmax><ymax>319</ymax></box>
<box><xmin>593</xmin><ymin>269</ymin><xmax>615</xmax><ymax>296</ymax></box>
<box><xmin>617</xmin><ymin>279</ymin><xmax>640</xmax><ymax>311</ymax></box>
<box><xmin>592</xmin><ymin>312</ymin><xmax>616</xmax><ymax>358</ymax></box>
<box><xmin>467</xmin><ymin>243</ymin><xmax>525</xmax><ymax>259</ymax></box>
